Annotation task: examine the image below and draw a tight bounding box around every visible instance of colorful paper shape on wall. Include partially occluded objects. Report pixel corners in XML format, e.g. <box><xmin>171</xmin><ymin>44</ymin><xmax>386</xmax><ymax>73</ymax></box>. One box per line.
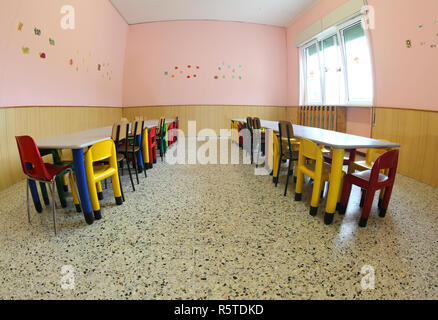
<box><xmin>418</xmin><ymin>25</ymin><xmax>423</xmax><ymax>29</ymax></box>
<box><xmin>69</xmin><ymin>59</ymin><xmax>73</xmax><ymax>65</ymax></box>
<box><xmin>98</xmin><ymin>64</ymin><xmax>101</xmax><ymax>71</ymax></box>
<box><xmin>39</xmin><ymin>52</ymin><xmax>46</xmax><ymax>59</ymax></box>
<box><xmin>431</xmin><ymin>44</ymin><xmax>436</xmax><ymax>48</ymax></box>
<box><xmin>406</xmin><ymin>40</ymin><xmax>412</xmax><ymax>48</ymax></box>
<box><xmin>49</xmin><ymin>38</ymin><xmax>55</xmax><ymax>46</ymax></box>
<box><xmin>34</xmin><ymin>28</ymin><xmax>41</xmax><ymax>36</ymax></box>
<box><xmin>18</xmin><ymin>22</ymin><xmax>23</xmax><ymax>31</ymax></box>
<box><xmin>164</xmin><ymin>71</ymin><xmax>168</xmax><ymax>76</ymax></box>
<box><xmin>354</xmin><ymin>57</ymin><xmax>360</xmax><ymax>64</ymax></box>
<box><xmin>22</xmin><ymin>46</ymin><xmax>29</xmax><ymax>54</ymax></box>
<box><xmin>214</xmin><ymin>76</ymin><xmax>218</xmax><ymax>79</ymax></box>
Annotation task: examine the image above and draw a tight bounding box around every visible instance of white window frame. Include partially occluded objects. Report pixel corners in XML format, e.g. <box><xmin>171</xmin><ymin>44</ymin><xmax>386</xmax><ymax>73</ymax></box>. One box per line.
<box><xmin>300</xmin><ymin>15</ymin><xmax>374</xmax><ymax>107</ymax></box>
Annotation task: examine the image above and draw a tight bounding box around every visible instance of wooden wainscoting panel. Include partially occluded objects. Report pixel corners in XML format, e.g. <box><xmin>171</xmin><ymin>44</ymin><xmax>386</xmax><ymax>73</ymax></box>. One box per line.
<box><xmin>0</xmin><ymin>106</ymin><xmax>122</xmax><ymax>191</ymax></box>
<box><xmin>123</xmin><ymin>105</ymin><xmax>288</xmax><ymax>136</ymax></box>
<box><xmin>372</xmin><ymin>107</ymin><xmax>438</xmax><ymax>188</ymax></box>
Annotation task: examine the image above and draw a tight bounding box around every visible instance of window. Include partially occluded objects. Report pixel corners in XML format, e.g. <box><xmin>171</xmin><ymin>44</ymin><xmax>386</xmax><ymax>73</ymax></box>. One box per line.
<box><xmin>301</xmin><ymin>19</ymin><xmax>373</xmax><ymax>106</ymax></box>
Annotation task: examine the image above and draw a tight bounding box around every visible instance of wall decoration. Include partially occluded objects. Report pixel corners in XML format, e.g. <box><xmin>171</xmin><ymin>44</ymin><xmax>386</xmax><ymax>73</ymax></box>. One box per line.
<box><xmin>69</xmin><ymin>59</ymin><xmax>73</xmax><ymax>66</ymax></box>
<box><xmin>17</xmin><ymin>22</ymin><xmax>23</xmax><ymax>31</ymax></box>
<box><xmin>49</xmin><ymin>38</ymin><xmax>55</xmax><ymax>46</ymax></box>
<box><xmin>215</xmin><ymin>62</ymin><xmax>244</xmax><ymax>80</ymax></box>
<box><xmin>164</xmin><ymin>71</ymin><xmax>168</xmax><ymax>76</ymax></box>
<box><xmin>34</xmin><ymin>28</ymin><xmax>41</xmax><ymax>36</ymax></box>
<box><xmin>214</xmin><ymin>76</ymin><xmax>218</xmax><ymax>79</ymax></box>
<box><xmin>431</xmin><ymin>44</ymin><xmax>436</xmax><ymax>48</ymax></box>
<box><xmin>21</xmin><ymin>46</ymin><xmax>29</xmax><ymax>54</ymax></box>
<box><xmin>406</xmin><ymin>40</ymin><xmax>412</xmax><ymax>48</ymax></box>
<box><xmin>97</xmin><ymin>64</ymin><xmax>101</xmax><ymax>71</ymax></box>
<box><xmin>418</xmin><ymin>25</ymin><xmax>423</xmax><ymax>29</ymax></box>
<box><xmin>39</xmin><ymin>52</ymin><xmax>46</xmax><ymax>59</ymax></box>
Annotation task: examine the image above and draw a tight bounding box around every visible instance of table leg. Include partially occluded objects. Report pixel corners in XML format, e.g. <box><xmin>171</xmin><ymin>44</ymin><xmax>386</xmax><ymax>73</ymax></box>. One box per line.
<box><xmin>272</xmin><ymin>135</ymin><xmax>280</xmax><ymax>183</ymax></box>
<box><xmin>28</xmin><ymin>179</ymin><xmax>43</xmax><ymax>213</ymax></box>
<box><xmin>73</xmin><ymin>148</ymin><xmax>94</xmax><ymax>225</ymax></box>
<box><xmin>324</xmin><ymin>148</ymin><xmax>345</xmax><ymax>225</ymax></box>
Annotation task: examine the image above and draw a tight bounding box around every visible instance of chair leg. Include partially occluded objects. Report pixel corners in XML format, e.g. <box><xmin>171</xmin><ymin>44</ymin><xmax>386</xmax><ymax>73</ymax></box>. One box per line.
<box><xmin>379</xmin><ymin>184</ymin><xmax>394</xmax><ymax>218</ymax></box>
<box><xmin>125</xmin><ymin>158</ymin><xmax>136</xmax><ymax>191</ymax></box>
<box><xmin>133</xmin><ymin>154</ymin><xmax>140</xmax><ymax>185</ymax></box>
<box><xmin>118</xmin><ymin>170</ymin><xmax>125</xmax><ymax>202</ymax></box>
<box><xmin>359</xmin><ymin>189</ymin><xmax>376</xmax><ymax>228</ymax></box>
<box><xmin>310</xmin><ymin>177</ymin><xmax>322</xmax><ymax>216</ymax></box>
<box><xmin>275</xmin><ymin>155</ymin><xmax>282</xmax><ymax>187</ymax></box>
<box><xmin>69</xmin><ymin>173</ymin><xmax>82</xmax><ymax>213</ymax></box>
<box><xmin>26</xmin><ymin>178</ymin><xmax>31</xmax><ymax>224</ymax></box>
<box><xmin>360</xmin><ymin>189</ymin><xmax>366</xmax><ymax>207</ymax></box>
<box><xmin>50</xmin><ymin>181</ymin><xmax>58</xmax><ymax>236</ymax></box>
<box><xmin>284</xmin><ymin>160</ymin><xmax>292</xmax><ymax>196</ymax></box>
<box><xmin>338</xmin><ymin>178</ymin><xmax>353</xmax><ymax>215</ymax></box>
<box><xmin>96</xmin><ymin>181</ymin><xmax>103</xmax><ymax>200</ymax></box>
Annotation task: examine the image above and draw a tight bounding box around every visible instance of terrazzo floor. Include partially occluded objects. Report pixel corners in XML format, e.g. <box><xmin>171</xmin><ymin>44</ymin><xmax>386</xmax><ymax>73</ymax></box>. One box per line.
<box><xmin>0</xmin><ymin>140</ymin><xmax>437</xmax><ymax>300</ymax></box>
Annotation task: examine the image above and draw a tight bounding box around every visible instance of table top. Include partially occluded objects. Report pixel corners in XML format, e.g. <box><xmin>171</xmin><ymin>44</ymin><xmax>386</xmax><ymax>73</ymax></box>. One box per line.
<box><xmin>37</xmin><ymin>119</ymin><xmax>175</xmax><ymax>150</ymax></box>
<box><xmin>232</xmin><ymin>118</ymin><xmax>400</xmax><ymax>149</ymax></box>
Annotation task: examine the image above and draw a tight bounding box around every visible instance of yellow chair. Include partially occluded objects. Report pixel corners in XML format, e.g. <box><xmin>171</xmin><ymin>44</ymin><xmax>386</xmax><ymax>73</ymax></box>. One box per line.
<box><xmin>294</xmin><ymin>138</ymin><xmax>333</xmax><ymax>216</ymax></box>
<box><xmin>84</xmin><ymin>139</ymin><xmax>123</xmax><ymax>219</ymax></box>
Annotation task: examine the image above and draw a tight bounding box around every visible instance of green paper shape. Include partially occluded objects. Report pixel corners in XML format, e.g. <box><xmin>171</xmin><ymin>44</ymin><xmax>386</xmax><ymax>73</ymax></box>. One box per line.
<box><xmin>239</xmin><ymin>76</ymin><xmax>242</xmax><ymax>80</ymax></box>
<box><xmin>22</xmin><ymin>46</ymin><xmax>29</xmax><ymax>54</ymax></box>
<box><xmin>418</xmin><ymin>25</ymin><xmax>423</xmax><ymax>28</ymax></box>
<box><xmin>34</xmin><ymin>28</ymin><xmax>41</xmax><ymax>36</ymax></box>
<box><xmin>222</xmin><ymin>75</ymin><xmax>225</xmax><ymax>79</ymax></box>
<box><xmin>49</xmin><ymin>38</ymin><xmax>55</xmax><ymax>46</ymax></box>
<box><xmin>164</xmin><ymin>72</ymin><xmax>168</xmax><ymax>76</ymax></box>
<box><xmin>218</xmin><ymin>67</ymin><xmax>221</xmax><ymax>71</ymax></box>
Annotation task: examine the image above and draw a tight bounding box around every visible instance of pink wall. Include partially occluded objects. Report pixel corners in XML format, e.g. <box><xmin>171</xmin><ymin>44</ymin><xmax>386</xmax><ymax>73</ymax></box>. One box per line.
<box><xmin>0</xmin><ymin>0</ymin><xmax>128</xmax><ymax>107</ymax></box>
<box><xmin>287</xmin><ymin>0</ymin><xmax>438</xmax><ymax>111</ymax></box>
<box><xmin>123</xmin><ymin>21</ymin><xmax>287</xmax><ymax>107</ymax></box>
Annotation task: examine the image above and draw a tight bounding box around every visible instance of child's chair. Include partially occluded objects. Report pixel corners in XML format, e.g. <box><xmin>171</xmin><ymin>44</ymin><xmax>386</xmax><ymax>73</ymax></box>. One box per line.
<box><xmin>350</xmin><ymin>145</ymin><xmax>394</xmax><ymax>208</ymax></box>
<box><xmin>84</xmin><ymin>139</ymin><xmax>123</xmax><ymax>220</ymax></box>
<box><xmin>339</xmin><ymin>149</ymin><xmax>399</xmax><ymax>227</ymax></box>
<box><xmin>295</xmin><ymin>138</ymin><xmax>332</xmax><ymax>217</ymax></box>
<box><xmin>16</xmin><ymin>136</ymin><xmax>80</xmax><ymax>236</ymax></box>
<box><xmin>148</xmin><ymin>127</ymin><xmax>157</xmax><ymax>167</ymax></box>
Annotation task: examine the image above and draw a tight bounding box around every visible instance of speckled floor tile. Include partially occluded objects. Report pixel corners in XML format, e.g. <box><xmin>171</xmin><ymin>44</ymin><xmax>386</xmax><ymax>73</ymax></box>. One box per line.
<box><xmin>0</xmin><ymin>140</ymin><xmax>437</xmax><ymax>300</ymax></box>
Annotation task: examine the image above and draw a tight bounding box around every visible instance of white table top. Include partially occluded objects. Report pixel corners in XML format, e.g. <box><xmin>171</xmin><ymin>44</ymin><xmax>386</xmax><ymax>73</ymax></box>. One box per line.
<box><xmin>37</xmin><ymin>119</ymin><xmax>175</xmax><ymax>150</ymax></box>
<box><xmin>232</xmin><ymin>118</ymin><xmax>400</xmax><ymax>149</ymax></box>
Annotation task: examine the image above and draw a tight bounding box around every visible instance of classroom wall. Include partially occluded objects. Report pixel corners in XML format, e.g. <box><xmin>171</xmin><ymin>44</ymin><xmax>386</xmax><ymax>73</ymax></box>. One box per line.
<box><xmin>0</xmin><ymin>106</ymin><xmax>122</xmax><ymax>191</ymax></box>
<box><xmin>122</xmin><ymin>21</ymin><xmax>288</xmax><ymax>107</ymax></box>
<box><xmin>286</xmin><ymin>0</ymin><xmax>438</xmax><ymax>110</ymax></box>
<box><xmin>286</xmin><ymin>0</ymin><xmax>438</xmax><ymax>187</ymax></box>
<box><xmin>0</xmin><ymin>0</ymin><xmax>128</xmax><ymax>107</ymax></box>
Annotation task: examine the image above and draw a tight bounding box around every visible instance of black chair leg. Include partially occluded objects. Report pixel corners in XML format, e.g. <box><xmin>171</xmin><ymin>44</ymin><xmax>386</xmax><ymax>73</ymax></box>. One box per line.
<box><xmin>133</xmin><ymin>155</ymin><xmax>140</xmax><ymax>184</ymax></box>
<box><xmin>126</xmin><ymin>158</ymin><xmax>135</xmax><ymax>191</ymax></box>
<box><xmin>275</xmin><ymin>156</ymin><xmax>282</xmax><ymax>187</ymax></box>
<box><xmin>118</xmin><ymin>170</ymin><xmax>125</xmax><ymax>202</ymax></box>
<box><xmin>284</xmin><ymin>160</ymin><xmax>293</xmax><ymax>196</ymax></box>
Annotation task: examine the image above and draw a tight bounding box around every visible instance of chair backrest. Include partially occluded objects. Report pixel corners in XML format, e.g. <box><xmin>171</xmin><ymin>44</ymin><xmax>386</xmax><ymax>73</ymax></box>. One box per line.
<box><xmin>246</xmin><ymin>117</ymin><xmax>253</xmax><ymax>130</ymax></box>
<box><xmin>299</xmin><ymin>138</ymin><xmax>323</xmax><ymax>162</ymax></box>
<box><xmin>131</xmin><ymin>120</ymin><xmax>143</xmax><ymax>137</ymax></box>
<box><xmin>365</xmin><ymin>147</ymin><xmax>391</xmax><ymax>166</ymax></box>
<box><xmin>253</xmin><ymin>117</ymin><xmax>261</xmax><ymax>130</ymax></box>
<box><xmin>370</xmin><ymin>149</ymin><xmax>399</xmax><ymax>183</ymax></box>
<box><xmin>112</xmin><ymin>121</ymin><xmax>128</xmax><ymax>141</ymax></box>
<box><xmin>85</xmin><ymin>139</ymin><xmax>117</xmax><ymax>168</ymax></box>
<box><xmin>15</xmin><ymin>135</ymin><xmax>51</xmax><ymax>181</ymax></box>
<box><xmin>278</xmin><ymin>121</ymin><xmax>295</xmax><ymax>155</ymax></box>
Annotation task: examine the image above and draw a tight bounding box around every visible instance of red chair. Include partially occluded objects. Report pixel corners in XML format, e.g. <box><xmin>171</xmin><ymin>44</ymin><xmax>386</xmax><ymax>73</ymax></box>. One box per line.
<box><xmin>173</xmin><ymin>117</ymin><xmax>179</xmax><ymax>143</ymax></box>
<box><xmin>339</xmin><ymin>149</ymin><xmax>399</xmax><ymax>227</ymax></box>
<box><xmin>168</xmin><ymin>122</ymin><xmax>174</xmax><ymax>146</ymax></box>
<box><xmin>148</xmin><ymin>127</ymin><xmax>157</xmax><ymax>168</ymax></box>
<box><xmin>16</xmin><ymin>136</ymin><xmax>78</xmax><ymax>236</ymax></box>
<box><xmin>323</xmin><ymin>149</ymin><xmax>357</xmax><ymax>173</ymax></box>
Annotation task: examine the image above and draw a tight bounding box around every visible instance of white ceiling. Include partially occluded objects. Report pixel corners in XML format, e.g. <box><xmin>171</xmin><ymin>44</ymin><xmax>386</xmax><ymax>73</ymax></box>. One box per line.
<box><xmin>109</xmin><ymin>0</ymin><xmax>320</xmax><ymax>27</ymax></box>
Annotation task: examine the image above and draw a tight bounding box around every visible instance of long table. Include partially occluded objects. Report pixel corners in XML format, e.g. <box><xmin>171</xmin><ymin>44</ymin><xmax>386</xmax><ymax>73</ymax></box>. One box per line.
<box><xmin>36</xmin><ymin>119</ymin><xmax>174</xmax><ymax>225</ymax></box>
<box><xmin>231</xmin><ymin>118</ymin><xmax>400</xmax><ymax>225</ymax></box>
